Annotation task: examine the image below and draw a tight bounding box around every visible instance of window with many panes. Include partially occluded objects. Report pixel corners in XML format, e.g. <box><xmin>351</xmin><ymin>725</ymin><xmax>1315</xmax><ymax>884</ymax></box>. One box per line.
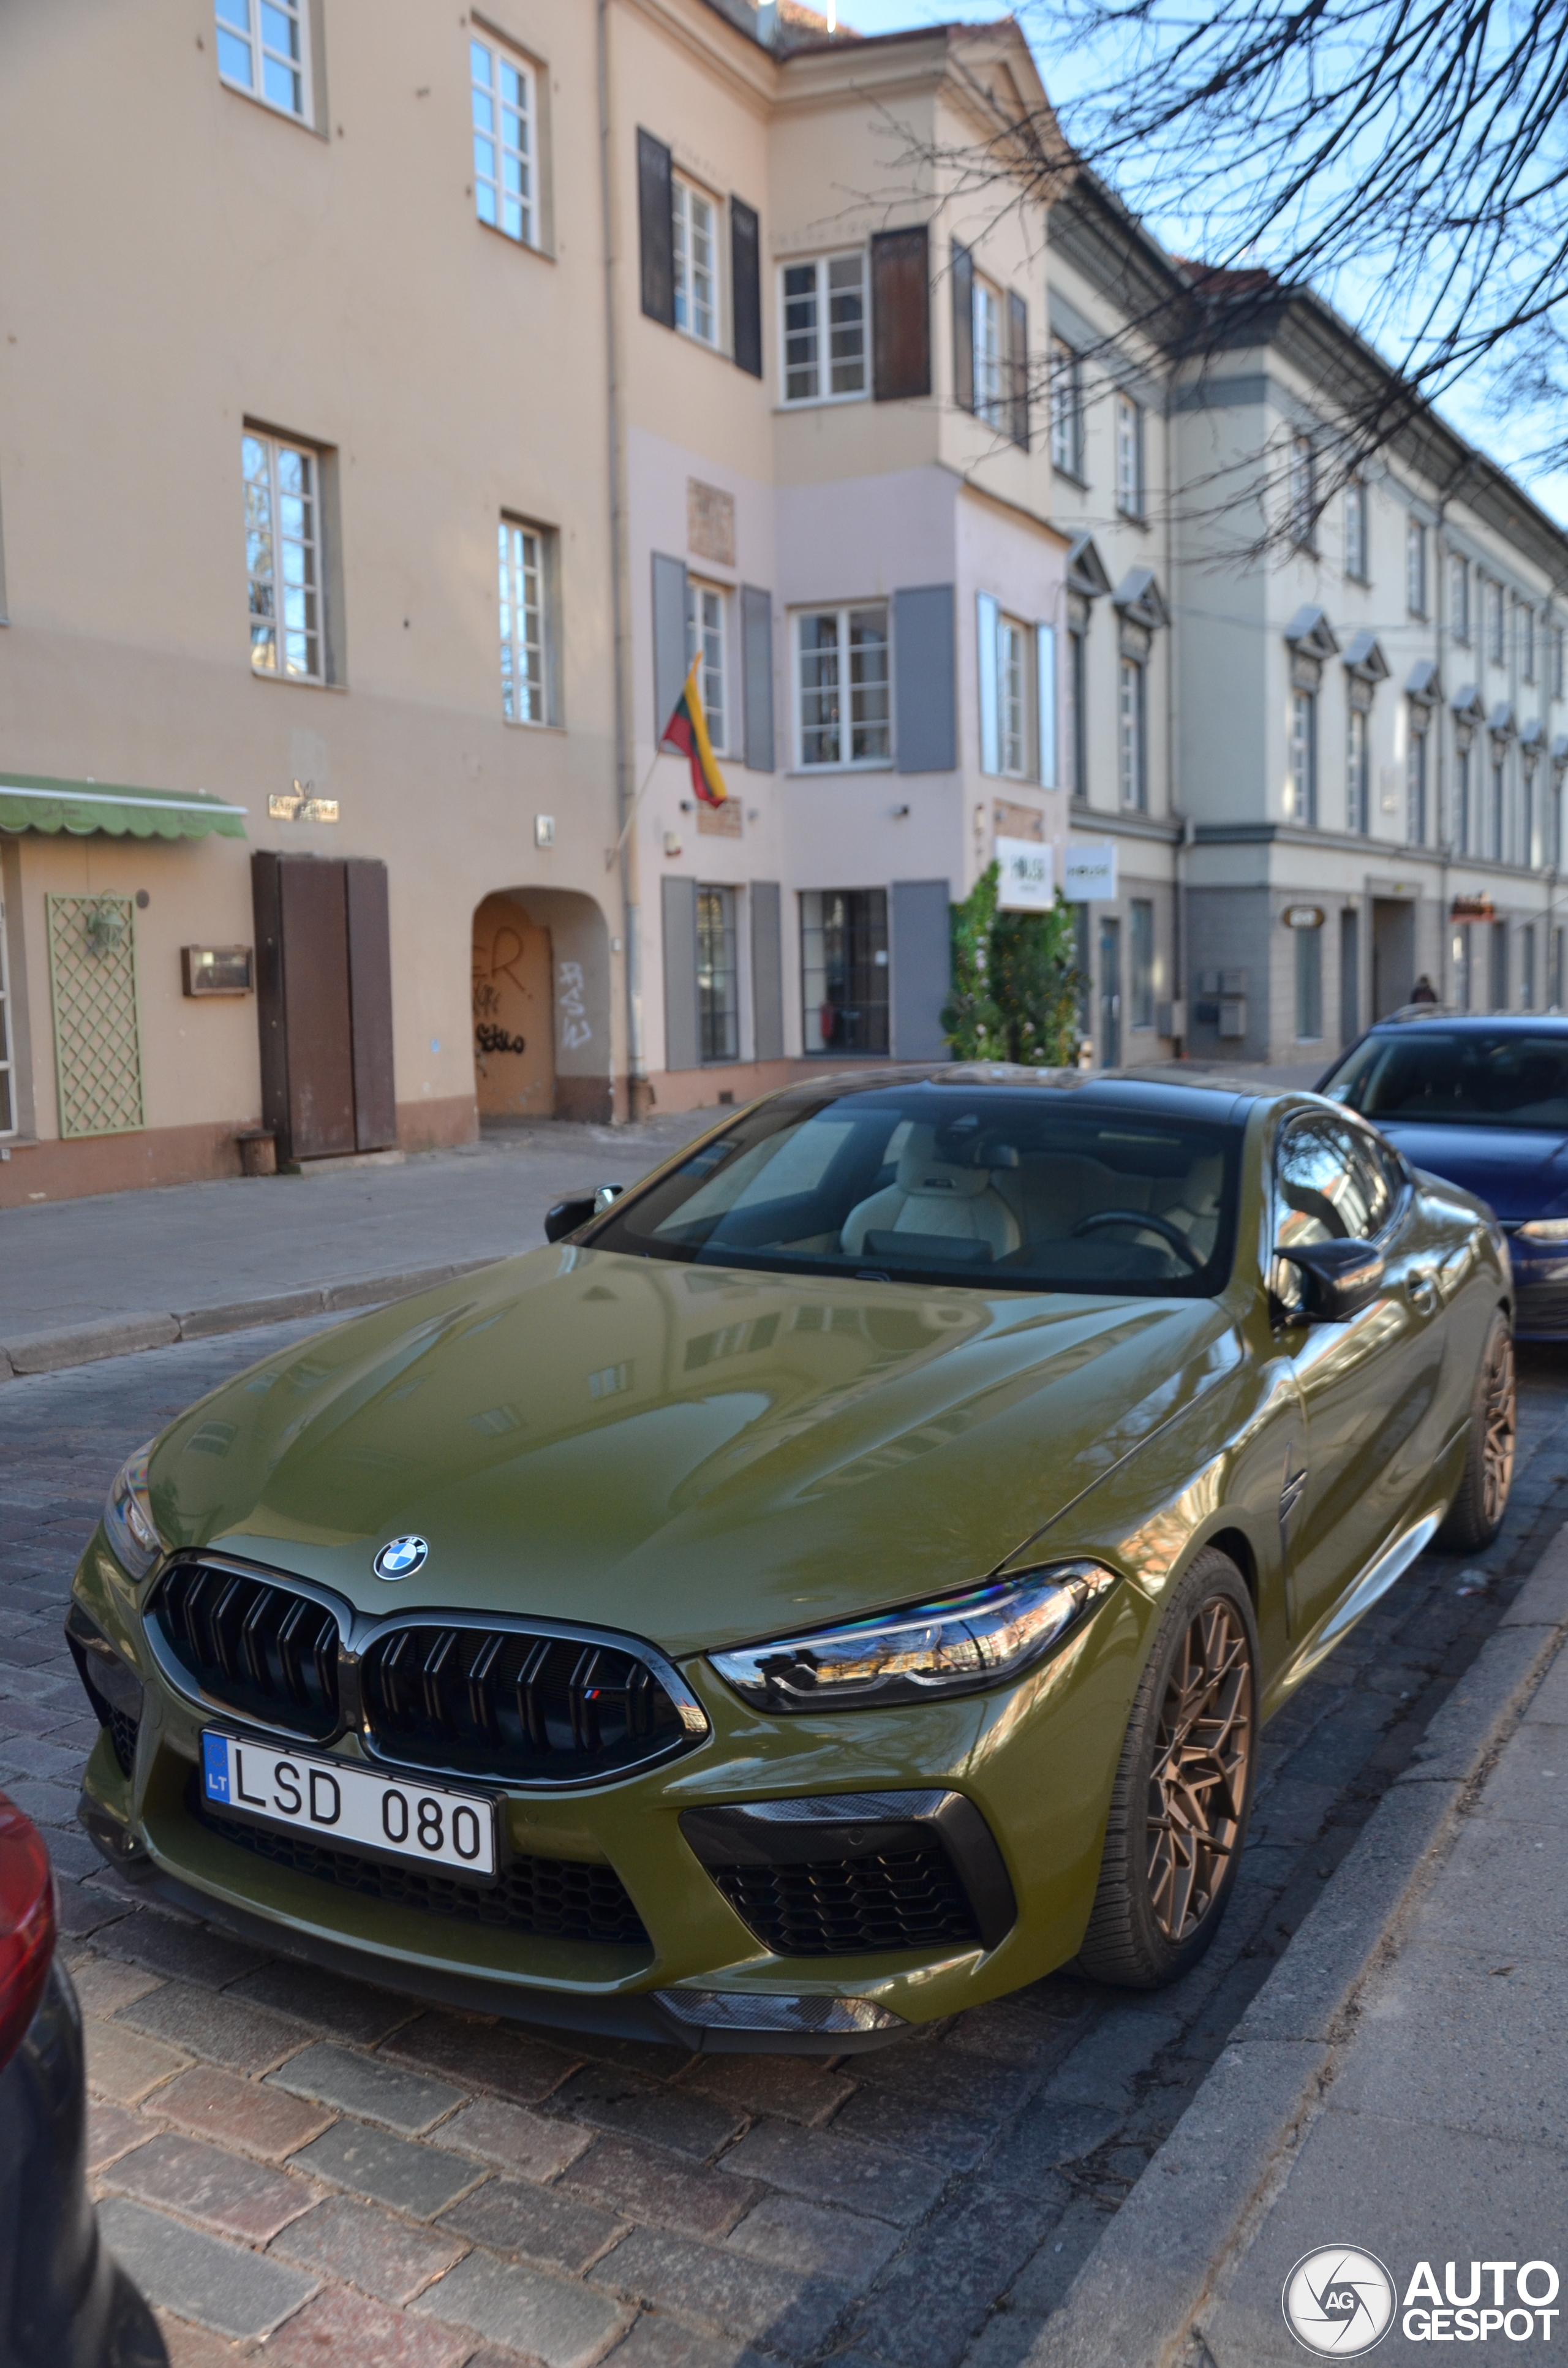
<box><xmin>973</xmin><ymin>278</ymin><xmax>1004</xmax><ymax>426</ymax></box>
<box><xmin>1406</xmin><ymin>518</ymin><xmax>1428</xmax><ymax>616</ymax></box>
<box><xmin>989</xmin><ymin>615</ymin><xmax>1030</xmax><ymax>779</ymax></box>
<box><xmin>1118</xmin><ymin>656</ymin><xmax>1147</xmax><ymax>808</ymax></box>
<box><xmin>685</xmin><ymin>581</ymin><xmax>728</xmax><ymax>752</ymax></box>
<box><xmin>1450</xmin><ymin>553</ymin><xmax>1471</xmax><ymax>641</ymax></box>
<box><xmin>1346</xmin><ymin>706</ymin><xmax>1369</xmax><ymax>833</ymax></box>
<box><xmin>801</xmin><ymin>889</ymin><xmax>889</xmax><ymax>1054</ymax></box>
<box><xmin>780</xmin><ymin>253</ymin><xmax>867</xmax><ymax>404</ymax></box>
<box><xmin>1050</xmin><ymin>340</ymin><xmax>1084</xmax><ymax>475</ymax></box>
<box><xmin>1344</xmin><ymin>478</ymin><xmax>1367</xmax><ymax>580</ymax></box>
<box><xmin>244</xmin><ymin>430</ymin><xmax>323</xmax><ymax>680</ymax></box>
<box><xmin>796</xmin><ymin>607</ymin><xmax>891</xmax><ymax>768</ymax></box>
<box><xmin>1407</xmin><ymin>725</ymin><xmax>1428</xmax><ymax>843</ymax></box>
<box><xmin>499</xmin><ymin>518</ymin><xmax>552</xmax><ymax>724</ymax></box>
<box><xmin>1555</xmin><ymin>624</ymin><xmax>1566</xmax><ymax>700</ymax></box>
<box><xmin>1455</xmin><ymin>743</ymin><xmax>1472</xmax><ymax>852</ymax></box>
<box><xmin>1289</xmin><ymin>690</ymin><xmax>1317</xmax><ymax>824</ymax></box>
<box><xmin>1488</xmin><ymin>578</ymin><xmax>1506</xmax><ymax>664</ymax></box>
<box><xmin>470</xmin><ymin>37</ymin><xmax>535</xmax><ymax>247</ymax></box>
<box><xmin>674</xmin><ymin>179</ymin><xmax>720</xmax><ymax>347</ymax></box>
<box><xmin>1288</xmin><ymin>434</ymin><xmax>1315</xmax><ymax>547</ymax></box>
<box><xmin>215</xmin><ymin>0</ymin><xmax>311</xmax><ymax>121</ymax></box>
<box><xmin>1117</xmin><ymin>396</ymin><xmax>1145</xmax><ymax>518</ymax></box>
<box><xmin>696</xmin><ymin>887</ymin><xmax>740</xmax><ymax>1062</ymax></box>
<box><xmin>1521</xmin><ymin>602</ymin><xmax>1537</xmax><ymax>683</ymax></box>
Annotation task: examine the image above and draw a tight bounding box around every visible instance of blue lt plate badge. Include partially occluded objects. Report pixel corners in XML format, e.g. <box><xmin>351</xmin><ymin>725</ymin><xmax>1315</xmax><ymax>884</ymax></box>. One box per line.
<box><xmin>202</xmin><ymin>1731</ymin><xmax>231</xmax><ymax>1803</ymax></box>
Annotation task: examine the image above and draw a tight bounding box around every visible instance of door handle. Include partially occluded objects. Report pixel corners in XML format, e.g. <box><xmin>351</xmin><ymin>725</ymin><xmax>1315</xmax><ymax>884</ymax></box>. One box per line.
<box><xmin>1407</xmin><ymin>1269</ymin><xmax>1438</xmax><ymax>1315</ymax></box>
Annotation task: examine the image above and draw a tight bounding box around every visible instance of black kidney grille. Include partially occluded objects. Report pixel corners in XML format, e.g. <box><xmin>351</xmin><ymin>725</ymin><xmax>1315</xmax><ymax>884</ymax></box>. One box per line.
<box><xmin>710</xmin><ymin>1844</ymin><xmax>981</xmax><ymax>1957</ymax></box>
<box><xmin>151</xmin><ymin>1564</ymin><xmax>339</xmax><ymax>1739</ymax></box>
<box><xmin>197</xmin><ymin>1801</ymin><xmax>649</xmax><ymax>1946</ymax></box>
<box><xmin>361</xmin><ymin>1625</ymin><xmax>693</xmax><ymax>1784</ymax></box>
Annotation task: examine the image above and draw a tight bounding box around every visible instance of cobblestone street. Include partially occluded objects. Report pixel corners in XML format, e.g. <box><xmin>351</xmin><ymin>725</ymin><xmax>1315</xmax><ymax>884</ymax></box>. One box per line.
<box><xmin>2</xmin><ymin>1318</ymin><xmax>1565</xmax><ymax>2368</ymax></box>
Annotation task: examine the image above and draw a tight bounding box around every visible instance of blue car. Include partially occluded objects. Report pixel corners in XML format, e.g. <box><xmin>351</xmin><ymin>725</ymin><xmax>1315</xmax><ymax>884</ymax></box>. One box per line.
<box><xmin>1317</xmin><ymin>1015</ymin><xmax>1568</xmax><ymax>1340</ymax></box>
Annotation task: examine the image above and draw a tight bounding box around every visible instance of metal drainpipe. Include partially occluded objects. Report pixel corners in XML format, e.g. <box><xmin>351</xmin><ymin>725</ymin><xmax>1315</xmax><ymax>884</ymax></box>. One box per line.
<box><xmin>597</xmin><ymin>0</ymin><xmax>650</xmax><ymax>1121</ymax></box>
<box><xmin>1164</xmin><ymin>389</ymin><xmax>1185</xmax><ymax>1058</ymax></box>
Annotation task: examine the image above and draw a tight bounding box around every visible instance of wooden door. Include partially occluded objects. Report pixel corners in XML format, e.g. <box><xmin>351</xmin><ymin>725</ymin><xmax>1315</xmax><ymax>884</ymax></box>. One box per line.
<box><xmin>472</xmin><ymin>896</ymin><xmax>554</xmax><ymax>1119</ymax></box>
<box><xmin>252</xmin><ymin>853</ymin><xmax>397</xmax><ymax>1161</ymax></box>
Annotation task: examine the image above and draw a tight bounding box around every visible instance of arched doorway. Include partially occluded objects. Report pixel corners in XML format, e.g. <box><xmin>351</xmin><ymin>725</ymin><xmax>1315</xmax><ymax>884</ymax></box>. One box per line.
<box><xmin>472</xmin><ymin>894</ymin><xmax>555</xmax><ymax>1120</ymax></box>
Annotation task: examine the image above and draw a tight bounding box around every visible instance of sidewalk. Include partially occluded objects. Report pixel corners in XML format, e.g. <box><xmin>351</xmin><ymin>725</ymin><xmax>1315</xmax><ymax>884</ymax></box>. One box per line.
<box><xmin>0</xmin><ymin>1113</ymin><xmax>709</xmax><ymax>1376</ymax></box>
<box><xmin>1025</xmin><ymin>1522</ymin><xmax>1568</xmax><ymax>2367</ymax></box>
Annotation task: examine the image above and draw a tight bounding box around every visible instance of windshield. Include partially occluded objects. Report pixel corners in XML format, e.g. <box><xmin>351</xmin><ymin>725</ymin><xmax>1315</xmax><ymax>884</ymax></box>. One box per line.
<box><xmin>1325</xmin><ymin>1031</ymin><xmax>1568</xmax><ymax>1132</ymax></box>
<box><xmin>587</xmin><ymin>1086</ymin><xmax>1240</xmax><ymax>1296</ymax></box>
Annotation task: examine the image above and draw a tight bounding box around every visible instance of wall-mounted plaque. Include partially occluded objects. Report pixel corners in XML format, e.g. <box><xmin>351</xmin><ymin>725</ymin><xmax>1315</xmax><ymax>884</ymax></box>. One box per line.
<box><xmin>182</xmin><ymin>945</ymin><xmax>254</xmax><ymax>997</ymax></box>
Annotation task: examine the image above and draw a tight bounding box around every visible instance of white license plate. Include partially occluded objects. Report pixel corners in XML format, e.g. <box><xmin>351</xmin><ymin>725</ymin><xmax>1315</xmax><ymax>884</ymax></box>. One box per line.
<box><xmin>200</xmin><ymin>1731</ymin><xmax>496</xmax><ymax>1877</ymax></box>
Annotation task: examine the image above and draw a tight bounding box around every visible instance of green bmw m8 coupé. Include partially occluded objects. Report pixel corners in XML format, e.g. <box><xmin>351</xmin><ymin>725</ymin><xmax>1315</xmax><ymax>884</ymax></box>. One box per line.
<box><xmin>66</xmin><ymin>1069</ymin><xmax>1514</xmax><ymax>2052</ymax></box>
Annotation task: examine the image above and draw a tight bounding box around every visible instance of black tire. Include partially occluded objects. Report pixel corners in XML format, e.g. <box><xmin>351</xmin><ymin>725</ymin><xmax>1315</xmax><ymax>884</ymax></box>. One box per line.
<box><xmin>1077</xmin><ymin>1546</ymin><xmax>1259</xmax><ymax>1989</ymax></box>
<box><xmin>1435</xmin><ymin>1309</ymin><xmax>1515</xmax><ymax>1553</ymax></box>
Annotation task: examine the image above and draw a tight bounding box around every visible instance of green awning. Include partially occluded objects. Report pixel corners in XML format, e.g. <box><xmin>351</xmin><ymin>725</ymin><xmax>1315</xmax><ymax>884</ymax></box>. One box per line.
<box><xmin>0</xmin><ymin>772</ymin><xmax>248</xmax><ymax>841</ymax></box>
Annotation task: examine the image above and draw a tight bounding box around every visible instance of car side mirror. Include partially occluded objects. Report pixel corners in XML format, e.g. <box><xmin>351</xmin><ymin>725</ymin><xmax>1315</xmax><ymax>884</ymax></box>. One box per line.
<box><xmin>1276</xmin><ymin>1238</ymin><xmax>1384</xmax><ymax>1323</ymax></box>
<box><xmin>544</xmin><ymin>1184</ymin><xmax>624</xmax><ymax>1244</ymax></box>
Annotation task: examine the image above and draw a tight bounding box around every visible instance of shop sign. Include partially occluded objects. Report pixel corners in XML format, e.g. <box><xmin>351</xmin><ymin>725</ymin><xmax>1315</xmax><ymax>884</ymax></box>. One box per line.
<box><xmin>995</xmin><ymin>837</ymin><xmax>1054</xmax><ymax>911</ymax></box>
<box><xmin>1064</xmin><ymin>843</ymin><xmax>1117</xmax><ymax>901</ymax></box>
<box><xmin>1282</xmin><ymin>904</ymin><xmax>1325</xmax><ymax>931</ymax></box>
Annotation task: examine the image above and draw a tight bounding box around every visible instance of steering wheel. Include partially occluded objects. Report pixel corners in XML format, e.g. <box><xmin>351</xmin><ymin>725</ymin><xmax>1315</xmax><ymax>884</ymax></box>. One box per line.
<box><xmin>1071</xmin><ymin>1209</ymin><xmax>1206</xmax><ymax>1271</ymax></box>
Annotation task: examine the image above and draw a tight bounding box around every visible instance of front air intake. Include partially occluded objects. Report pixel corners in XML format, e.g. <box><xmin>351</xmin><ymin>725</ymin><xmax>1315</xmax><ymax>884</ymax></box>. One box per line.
<box><xmin>360</xmin><ymin>1621</ymin><xmax>704</xmax><ymax>1787</ymax></box>
<box><xmin>149</xmin><ymin>1562</ymin><xmax>341</xmax><ymax>1740</ymax></box>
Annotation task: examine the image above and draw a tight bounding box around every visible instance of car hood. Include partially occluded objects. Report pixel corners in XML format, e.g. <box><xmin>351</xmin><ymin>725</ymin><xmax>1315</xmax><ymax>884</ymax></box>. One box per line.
<box><xmin>1379</xmin><ymin>1121</ymin><xmax>1568</xmax><ymax>1222</ymax></box>
<box><xmin>148</xmin><ymin>1247</ymin><xmax>1242</xmax><ymax>1659</ymax></box>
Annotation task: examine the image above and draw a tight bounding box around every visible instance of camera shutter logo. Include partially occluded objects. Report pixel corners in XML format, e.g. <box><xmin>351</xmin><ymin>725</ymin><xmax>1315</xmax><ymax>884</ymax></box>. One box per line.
<box><xmin>1283</xmin><ymin>2247</ymin><xmax>1396</xmax><ymax>2355</ymax></box>
<box><xmin>372</xmin><ymin>1535</ymin><xmax>429</xmax><ymax>1581</ymax></box>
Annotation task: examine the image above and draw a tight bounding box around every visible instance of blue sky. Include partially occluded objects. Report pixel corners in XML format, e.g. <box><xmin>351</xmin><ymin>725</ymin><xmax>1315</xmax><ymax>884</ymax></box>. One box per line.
<box><xmin>835</xmin><ymin>0</ymin><xmax>1568</xmax><ymax>524</ymax></box>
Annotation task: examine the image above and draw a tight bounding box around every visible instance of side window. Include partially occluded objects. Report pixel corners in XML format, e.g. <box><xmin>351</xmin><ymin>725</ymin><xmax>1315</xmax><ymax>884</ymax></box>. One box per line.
<box><xmin>1275</xmin><ymin>1114</ymin><xmax>1391</xmax><ymax>1247</ymax></box>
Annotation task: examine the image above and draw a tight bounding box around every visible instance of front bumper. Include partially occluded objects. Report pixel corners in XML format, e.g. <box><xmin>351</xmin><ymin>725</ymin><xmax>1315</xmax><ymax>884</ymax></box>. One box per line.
<box><xmin>68</xmin><ymin>1534</ymin><xmax>1147</xmax><ymax>2054</ymax></box>
<box><xmin>1504</xmin><ymin>1239</ymin><xmax>1568</xmax><ymax>1338</ymax></box>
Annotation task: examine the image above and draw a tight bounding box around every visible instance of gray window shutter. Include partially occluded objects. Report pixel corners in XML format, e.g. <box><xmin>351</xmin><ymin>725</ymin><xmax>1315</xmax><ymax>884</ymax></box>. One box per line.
<box><xmin>741</xmin><ymin>586</ymin><xmax>775</xmax><ymax>771</ymax></box>
<box><xmin>1008</xmin><ymin>289</ymin><xmax>1029</xmax><ymax>449</ymax></box>
<box><xmin>893</xmin><ymin>584</ymin><xmax>956</xmax><ymax>774</ymax></box>
<box><xmin>976</xmin><ymin>591</ymin><xmax>1000</xmax><ymax>775</ymax></box>
<box><xmin>731</xmin><ymin>197</ymin><xmax>763</xmax><ymax>377</ymax></box>
<box><xmin>661</xmin><ymin>875</ymin><xmax>700</xmax><ymax>1070</ymax></box>
<box><xmin>892</xmin><ymin>880</ymin><xmax>952</xmax><ymax>1061</ymax></box>
<box><xmin>871</xmin><ymin>225</ymin><xmax>931</xmax><ymax>401</ymax></box>
<box><xmin>951</xmin><ymin>241</ymin><xmax>974</xmax><ymax>414</ymax></box>
<box><xmin>750</xmin><ymin>880</ymin><xmax>783</xmax><ymax>1059</ymax></box>
<box><xmin>638</xmin><ymin>130</ymin><xmax>674</xmax><ymax>328</ymax></box>
<box><xmin>652</xmin><ymin>552</ymin><xmax>688</xmax><ymax>744</ymax></box>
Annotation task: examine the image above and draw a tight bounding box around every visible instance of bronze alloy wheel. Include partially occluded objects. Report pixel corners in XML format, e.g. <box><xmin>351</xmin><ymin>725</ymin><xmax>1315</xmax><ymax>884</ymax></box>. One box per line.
<box><xmin>1480</xmin><ymin>1328</ymin><xmax>1516</xmax><ymax>1532</ymax></box>
<box><xmin>1145</xmin><ymin>1597</ymin><xmax>1253</xmax><ymax>1946</ymax></box>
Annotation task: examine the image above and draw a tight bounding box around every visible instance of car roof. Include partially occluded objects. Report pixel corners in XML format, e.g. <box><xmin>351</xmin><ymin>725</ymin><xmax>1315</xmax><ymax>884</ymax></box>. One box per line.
<box><xmin>769</xmin><ymin>1064</ymin><xmax>1259</xmax><ymax>1127</ymax></box>
<box><xmin>1362</xmin><ymin>1013</ymin><xmax>1568</xmax><ymax>1035</ymax></box>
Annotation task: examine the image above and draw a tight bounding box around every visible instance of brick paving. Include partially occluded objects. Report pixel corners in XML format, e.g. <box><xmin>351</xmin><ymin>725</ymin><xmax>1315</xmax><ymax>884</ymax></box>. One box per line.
<box><xmin>1</xmin><ymin>1317</ymin><xmax>1566</xmax><ymax>2366</ymax></box>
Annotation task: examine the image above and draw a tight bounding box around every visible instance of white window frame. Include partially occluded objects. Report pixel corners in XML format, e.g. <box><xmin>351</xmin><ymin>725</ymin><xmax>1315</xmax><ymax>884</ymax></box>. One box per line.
<box><xmin>1450</xmin><ymin>553</ymin><xmax>1470</xmax><ymax>642</ymax></box>
<box><xmin>1117</xmin><ymin>395</ymin><xmax>1146</xmax><ymax>520</ymax></box>
<box><xmin>214</xmin><ymin>0</ymin><xmax>313</xmax><ymax>124</ymax></box>
<box><xmin>998</xmin><ymin>617</ymin><xmax>1028</xmax><ymax>778</ymax></box>
<box><xmin>1049</xmin><ymin>339</ymin><xmax>1084</xmax><ymax>475</ymax></box>
<box><xmin>685</xmin><ymin>578</ymin><xmax>730</xmax><ymax>754</ymax></box>
<box><xmin>778</xmin><ymin>251</ymin><xmax>869</xmax><ymax>407</ymax></box>
<box><xmin>1344</xmin><ymin>478</ymin><xmax>1367</xmax><ymax>580</ymax></box>
<box><xmin>1286</xmin><ymin>432</ymin><xmax>1315</xmax><ymax>548</ymax></box>
<box><xmin>1407</xmin><ymin>724</ymin><xmax>1428</xmax><ymax>843</ymax></box>
<box><xmin>499</xmin><ymin>516</ymin><xmax>553</xmax><ymax>725</ymax></box>
<box><xmin>1488</xmin><ymin>578</ymin><xmax>1506</xmax><ymax>665</ymax></box>
<box><xmin>696</xmin><ymin>885</ymin><xmax>741</xmax><ymax>1064</ymax></box>
<box><xmin>1346</xmin><ymin>705</ymin><xmax>1368</xmax><ymax>833</ymax></box>
<box><xmin>1406</xmin><ymin>518</ymin><xmax>1428</xmax><ymax>617</ymax></box>
<box><xmin>1555</xmin><ymin>622</ymin><xmax>1566</xmax><ymax>701</ymax></box>
<box><xmin>470</xmin><ymin>34</ymin><xmax>537</xmax><ymax>249</ymax></box>
<box><xmin>1118</xmin><ymin>654</ymin><xmax>1147</xmax><ymax>809</ymax></box>
<box><xmin>1521</xmin><ymin>600</ymin><xmax>1537</xmax><ymax>684</ymax></box>
<box><xmin>1289</xmin><ymin>689</ymin><xmax>1317</xmax><ymax>825</ymax></box>
<box><xmin>793</xmin><ymin>605</ymin><xmax>892</xmax><ymax>771</ymax></box>
<box><xmin>244</xmin><ymin>428</ymin><xmax>324</xmax><ymax>683</ymax></box>
<box><xmin>973</xmin><ymin>276</ymin><xmax>1004</xmax><ymax>426</ymax></box>
<box><xmin>674</xmin><ymin>176</ymin><xmax>721</xmax><ymax>350</ymax></box>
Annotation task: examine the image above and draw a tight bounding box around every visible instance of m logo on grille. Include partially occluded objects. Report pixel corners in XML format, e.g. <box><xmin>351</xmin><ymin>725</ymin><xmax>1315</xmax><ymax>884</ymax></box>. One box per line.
<box><xmin>373</xmin><ymin>1535</ymin><xmax>429</xmax><ymax>1581</ymax></box>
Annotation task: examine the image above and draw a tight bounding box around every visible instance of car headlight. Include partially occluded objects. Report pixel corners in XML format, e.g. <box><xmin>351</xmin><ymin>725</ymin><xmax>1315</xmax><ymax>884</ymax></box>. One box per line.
<box><xmin>103</xmin><ymin>1444</ymin><xmax>161</xmax><ymax>1579</ymax></box>
<box><xmin>709</xmin><ymin>1562</ymin><xmax>1118</xmax><ymax>1711</ymax></box>
<box><xmin>1517</xmin><ymin>1217</ymin><xmax>1568</xmax><ymax>1242</ymax></box>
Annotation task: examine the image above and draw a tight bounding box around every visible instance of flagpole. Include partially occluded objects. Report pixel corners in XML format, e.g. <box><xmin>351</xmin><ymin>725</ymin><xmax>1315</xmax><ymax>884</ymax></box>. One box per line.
<box><xmin>605</xmin><ymin>745</ymin><xmax>665</xmax><ymax>870</ymax></box>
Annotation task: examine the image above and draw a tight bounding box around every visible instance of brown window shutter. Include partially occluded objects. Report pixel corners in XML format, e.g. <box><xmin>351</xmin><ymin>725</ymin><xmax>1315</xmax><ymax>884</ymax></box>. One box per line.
<box><xmin>870</xmin><ymin>225</ymin><xmax>931</xmax><ymax>401</ymax></box>
<box><xmin>345</xmin><ymin>858</ymin><xmax>396</xmax><ymax>1150</ymax></box>
<box><xmin>731</xmin><ymin>197</ymin><xmax>763</xmax><ymax>377</ymax></box>
<box><xmin>637</xmin><ymin>129</ymin><xmax>674</xmax><ymax>327</ymax></box>
<box><xmin>1008</xmin><ymin>289</ymin><xmax>1030</xmax><ymax>449</ymax></box>
<box><xmin>267</xmin><ymin>855</ymin><xmax>356</xmax><ymax>1162</ymax></box>
<box><xmin>950</xmin><ymin>240</ymin><xmax>974</xmax><ymax>414</ymax></box>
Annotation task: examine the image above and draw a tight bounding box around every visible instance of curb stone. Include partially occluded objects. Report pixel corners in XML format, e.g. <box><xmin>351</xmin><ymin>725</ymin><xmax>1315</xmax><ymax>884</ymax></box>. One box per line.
<box><xmin>0</xmin><ymin>1259</ymin><xmax>501</xmax><ymax>1380</ymax></box>
<box><xmin>1006</xmin><ymin>1516</ymin><xmax>1568</xmax><ymax>2368</ymax></box>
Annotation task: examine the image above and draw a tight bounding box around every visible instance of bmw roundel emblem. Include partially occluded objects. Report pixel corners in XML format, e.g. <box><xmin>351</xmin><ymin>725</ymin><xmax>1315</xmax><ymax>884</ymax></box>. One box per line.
<box><xmin>372</xmin><ymin>1534</ymin><xmax>429</xmax><ymax>1581</ymax></box>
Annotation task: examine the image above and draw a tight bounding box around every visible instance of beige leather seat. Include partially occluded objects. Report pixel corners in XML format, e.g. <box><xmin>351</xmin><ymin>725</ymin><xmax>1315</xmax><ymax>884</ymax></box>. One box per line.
<box><xmin>840</xmin><ymin>1125</ymin><xmax>1021</xmax><ymax>1261</ymax></box>
<box><xmin>1156</xmin><ymin>1152</ymin><xmax>1224</xmax><ymax>1255</ymax></box>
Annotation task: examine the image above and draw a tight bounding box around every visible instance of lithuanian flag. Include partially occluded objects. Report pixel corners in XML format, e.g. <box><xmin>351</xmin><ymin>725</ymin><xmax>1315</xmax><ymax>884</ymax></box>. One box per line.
<box><xmin>662</xmin><ymin>656</ymin><xmax>728</xmax><ymax>808</ymax></box>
